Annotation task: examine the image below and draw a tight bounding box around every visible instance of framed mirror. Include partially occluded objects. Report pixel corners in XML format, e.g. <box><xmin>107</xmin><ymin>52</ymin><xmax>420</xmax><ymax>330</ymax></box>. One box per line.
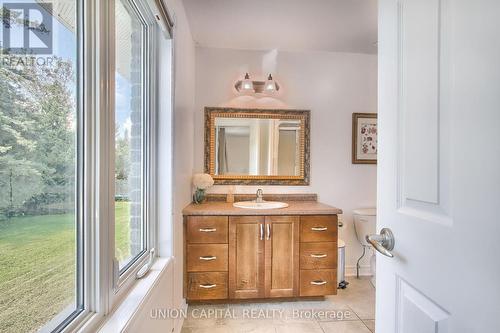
<box><xmin>204</xmin><ymin>107</ymin><xmax>310</xmax><ymax>185</ymax></box>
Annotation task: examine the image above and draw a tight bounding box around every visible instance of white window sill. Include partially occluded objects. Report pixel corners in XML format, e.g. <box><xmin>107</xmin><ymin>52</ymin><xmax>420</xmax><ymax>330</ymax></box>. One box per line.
<box><xmin>97</xmin><ymin>257</ymin><xmax>173</xmax><ymax>333</ymax></box>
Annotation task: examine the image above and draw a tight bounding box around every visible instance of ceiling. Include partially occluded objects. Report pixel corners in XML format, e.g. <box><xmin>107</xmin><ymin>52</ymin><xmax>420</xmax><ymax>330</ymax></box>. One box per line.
<box><xmin>182</xmin><ymin>0</ymin><xmax>378</xmax><ymax>54</ymax></box>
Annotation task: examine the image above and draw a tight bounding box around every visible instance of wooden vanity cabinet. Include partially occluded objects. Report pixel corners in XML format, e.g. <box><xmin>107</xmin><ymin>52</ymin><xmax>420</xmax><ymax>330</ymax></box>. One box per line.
<box><xmin>228</xmin><ymin>216</ymin><xmax>300</xmax><ymax>299</ymax></box>
<box><xmin>299</xmin><ymin>215</ymin><xmax>338</xmax><ymax>296</ymax></box>
<box><xmin>264</xmin><ymin>216</ymin><xmax>300</xmax><ymax>298</ymax></box>
<box><xmin>184</xmin><ymin>214</ymin><xmax>337</xmax><ymax>302</ymax></box>
<box><xmin>228</xmin><ymin>216</ymin><xmax>266</xmax><ymax>299</ymax></box>
<box><xmin>184</xmin><ymin>216</ymin><xmax>229</xmax><ymax>300</ymax></box>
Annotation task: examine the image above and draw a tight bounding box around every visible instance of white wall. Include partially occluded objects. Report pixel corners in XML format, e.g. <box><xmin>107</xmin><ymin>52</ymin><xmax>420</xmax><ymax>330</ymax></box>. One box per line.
<box><xmin>169</xmin><ymin>0</ymin><xmax>195</xmax><ymax>322</ymax></box>
<box><xmin>194</xmin><ymin>47</ymin><xmax>377</xmax><ymax>273</ymax></box>
<box><xmin>158</xmin><ymin>0</ymin><xmax>195</xmax><ymax>330</ymax></box>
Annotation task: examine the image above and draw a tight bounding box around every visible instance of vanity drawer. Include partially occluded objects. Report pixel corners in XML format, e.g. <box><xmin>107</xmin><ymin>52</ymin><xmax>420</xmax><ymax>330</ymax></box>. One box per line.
<box><xmin>187</xmin><ymin>272</ymin><xmax>228</xmax><ymax>300</ymax></box>
<box><xmin>187</xmin><ymin>216</ymin><xmax>228</xmax><ymax>244</ymax></box>
<box><xmin>187</xmin><ymin>244</ymin><xmax>228</xmax><ymax>272</ymax></box>
<box><xmin>300</xmin><ymin>242</ymin><xmax>337</xmax><ymax>269</ymax></box>
<box><xmin>300</xmin><ymin>216</ymin><xmax>337</xmax><ymax>242</ymax></box>
<box><xmin>299</xmin><ymin>269</ymin><xmax>337</xmax><ymax>296</ymax></box>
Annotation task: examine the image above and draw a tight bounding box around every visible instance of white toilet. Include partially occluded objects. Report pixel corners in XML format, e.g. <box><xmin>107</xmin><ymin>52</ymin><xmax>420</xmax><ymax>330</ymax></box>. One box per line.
<box><xmin>353</xmin><ymin>208</ymin><xmax>377</xmax><ymax>287</ymax></box>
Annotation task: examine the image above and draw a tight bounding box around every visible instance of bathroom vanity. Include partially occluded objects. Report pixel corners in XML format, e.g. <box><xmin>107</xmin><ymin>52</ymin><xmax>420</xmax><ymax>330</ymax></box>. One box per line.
<box><xmin>182</xmin><ymin>195</ymin><xmax>342</xmax><ymax>302</ymax></box>
<box><xmin>185</xmin><ymin>108</ymin><xmax>341</xmax><ymax>302</ymax></box>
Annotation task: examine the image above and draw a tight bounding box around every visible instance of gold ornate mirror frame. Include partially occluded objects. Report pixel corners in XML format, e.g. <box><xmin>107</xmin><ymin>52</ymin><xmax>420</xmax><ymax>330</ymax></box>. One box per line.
<box><xmin>204</xmin><ymin>107</ymin><xmax>310</xmax><ymax>185</ymax></box>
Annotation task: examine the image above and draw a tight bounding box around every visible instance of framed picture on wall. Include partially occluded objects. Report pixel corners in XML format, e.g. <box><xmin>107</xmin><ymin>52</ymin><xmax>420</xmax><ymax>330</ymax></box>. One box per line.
<box><xmin>352</xmin><ymin>113</ymin><xmax>377</xmax><ymax>164</ymax></box>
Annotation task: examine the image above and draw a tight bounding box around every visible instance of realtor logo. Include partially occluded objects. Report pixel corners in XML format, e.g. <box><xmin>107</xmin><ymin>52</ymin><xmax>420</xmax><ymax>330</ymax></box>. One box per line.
<box><xmin>2</xmin><ymin>2</ymin><xmax>53</xmax><ymax>54</ymax></box>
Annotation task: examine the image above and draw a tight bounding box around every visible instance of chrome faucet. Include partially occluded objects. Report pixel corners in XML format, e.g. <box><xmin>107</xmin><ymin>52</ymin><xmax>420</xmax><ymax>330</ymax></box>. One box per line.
<box><xmin>256</xmin><ymin>189</ymin><xmax>264</xmax><ymax>203</ymax></box>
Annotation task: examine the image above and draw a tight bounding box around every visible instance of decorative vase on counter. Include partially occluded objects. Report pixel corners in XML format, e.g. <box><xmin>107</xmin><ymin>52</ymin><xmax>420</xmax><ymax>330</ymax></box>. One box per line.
<box><xmin>193</xmin><ymin>188</ymin><xmax>206</xmax><ymax>204</ymax></box>
<box><xmin>192</xmin><ymin>173</ymin><xmax>214</xmax><ymax>204</ymax></box>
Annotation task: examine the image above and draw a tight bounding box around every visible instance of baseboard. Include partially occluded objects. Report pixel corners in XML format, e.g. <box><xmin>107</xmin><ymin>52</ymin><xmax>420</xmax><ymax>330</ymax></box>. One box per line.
<box><xmin>345</xmin><ymin>265</ymin><xmax>372</xmax><ymax>277</ymax></box>
<box><xmin>173</xmin><ymin>299</ymin><xmax>188</xmax><ymax>333</ymax></box>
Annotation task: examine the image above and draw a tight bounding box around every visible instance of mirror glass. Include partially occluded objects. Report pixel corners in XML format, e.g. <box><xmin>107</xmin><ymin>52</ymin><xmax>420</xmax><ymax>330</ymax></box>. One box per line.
<box><xmin>205</xmin><ymin>108</ymin><xmax>310</xmax><ymax>185</ymax></box>
<box><xmin>214</xmin><ymin>117</ymin><xmax>302</xmax><ymax>176</ymax></box>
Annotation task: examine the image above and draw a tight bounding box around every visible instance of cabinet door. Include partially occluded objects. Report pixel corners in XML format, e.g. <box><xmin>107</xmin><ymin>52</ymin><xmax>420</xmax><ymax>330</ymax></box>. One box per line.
<box><xmin>265</xmin><ymin>216</ymin><xmax>299</xmax><ymax>298</ymax></box>
<box><xmin>228</xmin><ymin>216</ymin><xmax>265</xmax><ymax>299</ymax></box>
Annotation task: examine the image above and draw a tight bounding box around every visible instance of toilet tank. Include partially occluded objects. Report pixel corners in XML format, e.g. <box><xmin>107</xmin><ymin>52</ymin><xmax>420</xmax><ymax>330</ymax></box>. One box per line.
<box><xmin>353</xmin><ymin>208</ymin><xmax>377</xmax><ymax>246</ymax></box>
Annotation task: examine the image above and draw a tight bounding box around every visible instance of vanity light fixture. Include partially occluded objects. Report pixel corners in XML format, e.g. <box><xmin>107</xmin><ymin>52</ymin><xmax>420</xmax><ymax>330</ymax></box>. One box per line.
<box><xmin>235</xmin><ymin>73</ymin><xmax>280</xmax><ymax>95</ymax></box>
<box><xmin>239</xmin><ymin>73</ymin><xmax>254</xmax><ymax>94</ymax></box>
<box><xmin>264</xmin><ymin>74</ymin><xmax>277</xmax><ymax>94</ymax></box>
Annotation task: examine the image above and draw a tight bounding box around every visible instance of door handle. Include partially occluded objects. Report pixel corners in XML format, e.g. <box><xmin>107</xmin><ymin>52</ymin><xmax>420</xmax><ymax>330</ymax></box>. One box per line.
<box><xmin>366</xmin><ymin>228</ymin><xmax>395</xmax><ymax>258</ymax></box>
<box><xmin>266</xmin><ymin>224</ymin><xmax>271</xmax><ymax>240</ymax></box>
<box><xmin>260</xmin><ymin>223</ymin><xmax>264</xmax><ymax>240</ymax></box>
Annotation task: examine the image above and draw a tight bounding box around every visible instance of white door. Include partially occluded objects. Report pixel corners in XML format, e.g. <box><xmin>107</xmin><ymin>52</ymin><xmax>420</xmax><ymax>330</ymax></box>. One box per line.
<box><xmin>377</xmin><ymin>0</ymin><xmax>500</xmax><ymax>332</ymax></box>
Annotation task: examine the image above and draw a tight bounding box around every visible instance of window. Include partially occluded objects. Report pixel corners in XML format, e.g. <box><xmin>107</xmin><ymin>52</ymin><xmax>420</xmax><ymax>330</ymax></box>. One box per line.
<box><xmin>0</xmin><ymin>0</ymin><xmax>83</xmax><ymax>332</ymax></box>
<box><xmin>0</xmin><ymin>0</ymin><xmax>171</xmax><ymax>330</ymax></box>
<box><xmin>114</xmin><ymin>0</ymin><xmax>150</xmax><ymax>273</ymax></box>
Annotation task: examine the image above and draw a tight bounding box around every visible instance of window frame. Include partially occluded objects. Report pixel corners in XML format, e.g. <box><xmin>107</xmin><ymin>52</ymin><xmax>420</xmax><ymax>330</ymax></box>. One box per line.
<box><xmin>72</xmin><ymin>0</ymin><xmax>163</xmax><ymax>328</ymax></box>
<box><xmin>33</xmin><ymin>0</ymin><xmax>87</xmax><ymax>331</ymax></box>
<box><xmin>0</xmin><ymin>0</ymin><xmax>168</xmax><ymax>331</ymax></box>
<box><xmin>106</xmin><ymin>0</ymin><xmax>159</xmax><ymax>309</ymax></box>
<box><xmin>112</xmin><ymin>0</ymin><xmax>148</xmax><ymax>275</ymax></box>
<box><xmin>60</xmin><ymin>0</ymin><xmax>105</xmax><ymax>330</ymax></box>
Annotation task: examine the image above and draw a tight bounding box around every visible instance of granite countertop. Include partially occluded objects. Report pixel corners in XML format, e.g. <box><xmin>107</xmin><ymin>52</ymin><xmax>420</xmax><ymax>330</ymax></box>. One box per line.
<box><xmin>182</xmin><ymin>200</ymin><xmax>342</xmax><ymax>216</ymax></box>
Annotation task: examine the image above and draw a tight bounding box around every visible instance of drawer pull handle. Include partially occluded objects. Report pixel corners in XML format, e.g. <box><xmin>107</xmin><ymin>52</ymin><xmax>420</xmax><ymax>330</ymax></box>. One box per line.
<box><xmin>310</xmin><ymin>280</ymin><xmax>327</xmax><ymax>286</ymax></box>
<box><xmin>199</xmin><ymin>256</ymin><xmax>217</xmax><ymax>261</ymax></box>
<box><xmin>199</xmin><ymin>228</ymin><xmax>216</xmax><ymax>232</ymax></box>
<box><xmin>310</xmin><ymin>253</ymin><xmax>327</xmax><ymax>258</ymax></box>
<box><xmin>311</xmin><ymin>227</ymin><xmax>328</xmax><ymax>231</ymax></box>
<box><xmin>199</xmin><ymin>283</ymin><xmax>217</xmax><ymax>289</ymax></box>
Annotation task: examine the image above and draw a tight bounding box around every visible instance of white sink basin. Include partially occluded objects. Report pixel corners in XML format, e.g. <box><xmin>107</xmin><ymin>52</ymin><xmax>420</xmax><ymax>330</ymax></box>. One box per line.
<box><xmin>233</xmin><ymin>201</ymin><xmax>289</xmax><ymax>210</ymax></box>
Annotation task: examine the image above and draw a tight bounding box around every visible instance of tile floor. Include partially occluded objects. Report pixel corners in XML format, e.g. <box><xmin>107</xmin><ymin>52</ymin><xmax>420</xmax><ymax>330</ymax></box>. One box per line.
<box><xmin>181</xmin><ymin>277</ymin><xmax>375</xmax><ymax>333</ymax></box>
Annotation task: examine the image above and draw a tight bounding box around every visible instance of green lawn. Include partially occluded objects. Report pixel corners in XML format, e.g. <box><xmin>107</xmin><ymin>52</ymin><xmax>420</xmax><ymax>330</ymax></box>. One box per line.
<box><xmin>115</xmin><ymin>201</ymin><xmax>133</xmax><ymax>264</ymax></box>
<box><xmin>0</xmin><ymin>201</ymin><xmax>131</xmax><ymax>333</ymax></box>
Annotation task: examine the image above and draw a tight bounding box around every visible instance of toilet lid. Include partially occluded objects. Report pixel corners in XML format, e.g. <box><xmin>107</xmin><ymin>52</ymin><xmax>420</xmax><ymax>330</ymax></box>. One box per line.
<box><xmin>338</xmin><ymin>239</ymin><xmax>345</xmax><ymax>248</ymax></box>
